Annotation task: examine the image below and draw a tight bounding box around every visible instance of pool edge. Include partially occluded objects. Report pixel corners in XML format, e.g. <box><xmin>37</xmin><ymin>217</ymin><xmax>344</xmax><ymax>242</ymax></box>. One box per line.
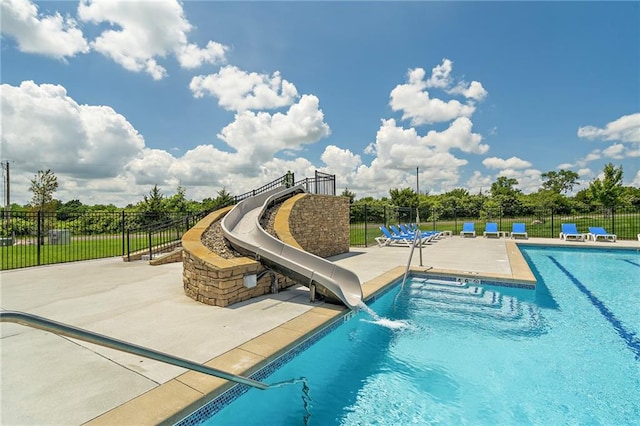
<box><xmin>84</xmin><ymin>251</ymin><xmax>537</xmax><ymax>426</ymax></box>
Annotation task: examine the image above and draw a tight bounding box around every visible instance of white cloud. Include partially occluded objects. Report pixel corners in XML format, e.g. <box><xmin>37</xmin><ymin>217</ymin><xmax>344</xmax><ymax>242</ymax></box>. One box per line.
<box><xmin>577</xmin><ymin>113</ymin><xmax>640</xmax><ymax>143</ymax></box>
<box><xmin>190</xmin><ymin>65</ymin><xmax>298</xmax><ymax>111</ymax></box>
<box><xmin>390</xmin><ymin>67</ymin><xmax>476</xmax><ymax>126</ymax></box>
<box><xmin>216</xmin><ymin>95</ymin><xmax>330</xmax><ymax>167</ymax></box>
<box><xmin>449</xmin><ymin>80</ymin><xmax>488</xmax><ymax>102</ymax></box>
<box><xmin>601</xmin><ymin>143</ymin><xmax>626</xmax><ymax>160</ymax></box>
<box><xmin>77</xmin><ymin>0</ymin><xmax>228</xmax><ymax>79</ymax></box>
<box><xmin>631</xmin><ymin>170</ymin><xmax>640</xmax><ymax>187</ymax></box>
<box><xmin>482</xmin><ymin>156</ymin><xmax>532</xmax><ymax>170</ymax></box>
<box><xmin>0</xmin><ymin>0</ymin><xmax>89</xmax><ymax>59</ymax></box>
<box><xmin>1</xmin><ymin>81</ymin><xmax>144</xmax><ymax>180</ymax></box>
<box><xmin>320</xmin><ymin>146</ymin><xmax>362</xmax><ymax>179</ymax></box>
<box><xmin>425</xmin><ymin>59</ymin><xmax>453</xmax><ymax>89</ymax></box>
<box><xmin>466</xmin><ymin>171</ymin><xmax>493</xmax><ymax>194</ymax></box>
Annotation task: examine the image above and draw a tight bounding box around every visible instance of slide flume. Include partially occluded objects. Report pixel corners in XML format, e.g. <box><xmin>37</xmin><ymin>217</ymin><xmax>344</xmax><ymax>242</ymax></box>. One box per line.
<box><xmin>220</xmin><ymin>185</ymin><xmax>363</xmax><ymax>309</ymax></box>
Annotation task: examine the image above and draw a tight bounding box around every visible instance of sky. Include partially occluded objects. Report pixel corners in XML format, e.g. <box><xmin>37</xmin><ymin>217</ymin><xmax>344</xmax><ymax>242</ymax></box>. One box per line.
<box><xmin>1</xmin><ymin>0</ymin><xmax>639</xmax><ymax>208</ymax></box>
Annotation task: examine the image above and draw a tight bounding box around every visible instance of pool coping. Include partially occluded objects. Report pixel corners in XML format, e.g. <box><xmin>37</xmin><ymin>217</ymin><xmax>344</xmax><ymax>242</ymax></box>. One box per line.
<box><xmin>85</xmin><ymin>241</ymin><xmax>537</xmax><ymax>425</ymax></box>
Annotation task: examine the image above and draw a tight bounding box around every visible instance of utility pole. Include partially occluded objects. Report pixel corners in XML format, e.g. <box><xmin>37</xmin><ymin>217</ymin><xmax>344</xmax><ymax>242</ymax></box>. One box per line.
<box><xmin>416</xmin><ymin>166</ymin><xmax>420</xmax><ymax>224</ymax></box>
<box><xmin>2</xmin><ymin>161</ymin><xmax>10</xmax><ymax>224</ymax></box>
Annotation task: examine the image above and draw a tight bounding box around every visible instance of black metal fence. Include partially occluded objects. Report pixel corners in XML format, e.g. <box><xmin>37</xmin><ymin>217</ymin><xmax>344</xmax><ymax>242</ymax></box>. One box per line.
<box><xmin>233</xmin><ymin>171</ymin><xmax>336</xmax><ymax>203</ymax></box>
<box><xmin>350</xmin><ymin>204</ymin><xmax>640</xmax><ymax>246</ymax></box>
<box><xmin>0</xmin><ymin>210</ymin><xmax>207</xmax><ymax>270</ymax></box>
<box><xmin>0</xmin><ymin>171</ymin><xmax>337</xmax><ymax>270</ymax></box>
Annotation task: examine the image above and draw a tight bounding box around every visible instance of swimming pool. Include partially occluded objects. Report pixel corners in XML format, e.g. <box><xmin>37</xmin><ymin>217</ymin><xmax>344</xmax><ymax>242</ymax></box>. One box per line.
<box><xmin>180</xmin><ymin>246</ymin><xmax>640</xmax><ymax>425</ymax></box>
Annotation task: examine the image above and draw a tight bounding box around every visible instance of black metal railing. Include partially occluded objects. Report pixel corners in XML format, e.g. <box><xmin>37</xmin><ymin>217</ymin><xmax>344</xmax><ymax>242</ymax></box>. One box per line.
<box><xmin>0</xmin><ymin>210</ymin><xmax>207</xmax><ymax>270</ymax></box>
<box><xmin>0</xmin><ymin>171</ymin><xmax>337</xmax><ymax>270</ymax></box>
<box><xmin>233</xmin><ymin>171</ymin><xmax>336</xmax><ymax>203</ymax></box>
<box><xmin>350</xmin><ymin>204</ymin><xmax>640</xmax><ymax>247</ymax></box>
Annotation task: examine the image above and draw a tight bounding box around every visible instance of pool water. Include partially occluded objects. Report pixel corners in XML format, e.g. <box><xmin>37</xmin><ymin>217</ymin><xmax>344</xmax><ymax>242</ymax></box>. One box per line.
<box><xmin>193</xmin><ymin>247</ymin><xmax>640</xmax><ymax>425</ymax></box>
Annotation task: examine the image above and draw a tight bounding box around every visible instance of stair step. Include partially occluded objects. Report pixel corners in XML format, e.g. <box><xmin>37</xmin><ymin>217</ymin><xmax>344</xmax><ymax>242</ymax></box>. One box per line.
<box><xmin>409</xmin><ymin>288</ymin><xmax>498</xmax><ymax>306</ymax></box>
<box><xmin>409</xmin><ymin>282</ymin><xmax>483</xmax><ymax>296</ymax></box>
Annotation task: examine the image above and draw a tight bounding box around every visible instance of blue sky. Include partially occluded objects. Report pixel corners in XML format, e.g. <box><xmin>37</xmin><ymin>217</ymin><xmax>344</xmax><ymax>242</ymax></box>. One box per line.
<box><xmin>1</xmin><ymin>0</ymin><xmax>639</xmax><ymax>207</ymax></box>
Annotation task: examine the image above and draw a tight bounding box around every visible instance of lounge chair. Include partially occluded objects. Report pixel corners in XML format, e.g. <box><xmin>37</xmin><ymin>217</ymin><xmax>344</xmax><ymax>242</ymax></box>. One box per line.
<box><xmin>511</xmin><ymin>223</ymin><xmax>528</xmax><ymax>239</ymax></box>
<box><xmin>560</xmin><ymin>223</ymin><xmax>585</xmax><ymax>241</ymax></box>
<box><xmin>409</xmin><ymin>224</ymin><xmax>443</xmax><ymax>239</ymax></box>
<box><xmin>460</xmin><ymin>222</ymin><xmax>476</xmax><ymax>238</ymax></box>
<box><xmin>483</xmin><ymin>222</ymin><xmax>500</xmax><ymax>238</ymax></box>
<box><xmin>375</xmin><ymin>226</ymin><xmax>414</xmax><ymax>247</ymax></box>
<box><xmin>395</xmin><ymin>224</ymin><xmax>437</xmax><ymax>245</ymax></box>
<box><xmin>588</xmin><ymin>227</ymin><xmax>616</xmax><ymax>242</ymax></box>
<box><xmin>390</xmin><ymin>225</ymin><xmax>413</xmax><ymax>238</ymax></box>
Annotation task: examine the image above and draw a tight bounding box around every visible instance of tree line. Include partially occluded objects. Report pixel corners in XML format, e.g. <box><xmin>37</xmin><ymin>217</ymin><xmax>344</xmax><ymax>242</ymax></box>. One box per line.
<box><xmin>5</xmin><ymin>162</ymin><xmax>640</xmax><ymax>223</ymax></box>
<box><xmin>344</xmin><ymin>163</ymin><xmax>640</xmax><ymax>222</ymax></box>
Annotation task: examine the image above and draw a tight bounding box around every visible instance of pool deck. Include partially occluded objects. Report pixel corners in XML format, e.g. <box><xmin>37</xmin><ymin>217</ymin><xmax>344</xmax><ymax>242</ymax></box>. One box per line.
<box><xmin>1</xmin><ymin>236</ymin><xmax>637</xmax><ymax>425</ymax></box>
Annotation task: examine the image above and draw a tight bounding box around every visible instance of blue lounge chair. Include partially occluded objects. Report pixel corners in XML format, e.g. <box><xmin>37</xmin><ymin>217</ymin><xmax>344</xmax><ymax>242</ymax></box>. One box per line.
<box><xmin>511</xmin><ymin>223</ymin><xmax>528</xmax><ymax>239</ymax></box>
<box><xmin>376</xmin><ymin>226</ymin><xmax>413</xmax><ymax>247</ymax></box>
<box><xmin>483</xmin><ymin>222</ymin><xmax>500</xmax><ymax>238</ymax></box>
<box><xmin>409</xmin><ymin>224</ymin><xmax>444</xmax><ymax>239</ymax></box>
<box><xmin>560</xmin><ymin>223</ymin><xmax>585</xmax><ymax>241</ymax></box>
<box><xmin>390</xmin><ymin>225</ymin><xmax>413</xmax><ymax>238</ymax></box>
<box><xmin>394</xmin><ymin>224</ymin><xmax>437</xmax><ymax>245</ymax></box>
<box><xmin>588</xmin><ymin>227</ymin><xmax>616</xmax><ymax>242</ymax></box>
<box><xmin>460</xmin><ymin>222</ymin><xmax>475</xmax><ymax>238</ymax></box>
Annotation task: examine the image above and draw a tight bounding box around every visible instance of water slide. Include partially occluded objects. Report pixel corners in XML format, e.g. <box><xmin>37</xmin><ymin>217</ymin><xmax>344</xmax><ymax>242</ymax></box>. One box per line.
<box><xmin>220</xmin><ymin>184</ymin><xmax>363</xmax><ymax>310</ymax></box>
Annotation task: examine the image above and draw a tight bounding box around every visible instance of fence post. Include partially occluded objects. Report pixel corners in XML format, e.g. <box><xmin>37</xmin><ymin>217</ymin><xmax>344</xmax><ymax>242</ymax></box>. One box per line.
<box><xmin>37</xmin><ymin>211</ymin><xmax>41</xmax><ymax>266</ymax></box>
<box><xmin>454</xmin><ymin>208</ymin><xmax>457</xmax><ymax>236</ymax></box>
<box><xmin>550</xmin><ymin>207</ymin><xmax>554</xmax><ymax>238</ymax></box>
<box><xmin>611</xmin><ymin>205</ymin><xmax>616</xmax><ymax>234</ymax></box>
<box><xmin>121</xmin><ymin>211</ymin><xmax>125</xmax><ymax>256</ymax></box>
<box><xmin>148</xmin><ymin>231</ymin><xmax>153</xmax><ymax>261</ymax></box>
<box><xmin>127</xmin><ymin>230</ymin><xmax>131</xmax><ymax>262</ymax></box>
<box><xmin>364</xmin><ymin>204</ymin><xmax>368</xmax><ymax>248</ymax></box>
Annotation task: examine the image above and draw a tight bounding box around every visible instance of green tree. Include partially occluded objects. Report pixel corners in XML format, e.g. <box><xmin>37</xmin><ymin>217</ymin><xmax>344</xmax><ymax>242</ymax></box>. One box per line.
<box><xmin>489</xmin><ymin>176</ymin><xmax>523</xmax><ymax>216</ymax></box>
<box><xmin>139</xmin><ymin>185</ymin><xmax>167</xmax><ymax>222</ymax></box>
<box><xmin>165</xmin><ymin>185</ymin><xmax>189</xmax><ymax>215</ymax></box>
<box><xmin>29</xmin><ymin>169</ymin><xmax>58</xmax><ymax>211</ymax></box>
<box><xmin>540</xmin><ymin>169</ymin><xmax>580</xmax><ymax>194</ymax></box>
<box><xmin>589</xmin><ymin>163</ymin><xmax>623</xmax><ymax>208</ymax></box>
<box><xmin>341</xmin><ymin>188</ymin><xmax>356</xmax><ymax>204</ymax></box>
<box><xmin>389</xmin><ymin>187</ymin><xmax>418</xmax><ymax>208</ymax></box>
<box><xmin>202</xmin><ymin>188</ymin><xmax>235</xmax><ymax>212</ymax></box>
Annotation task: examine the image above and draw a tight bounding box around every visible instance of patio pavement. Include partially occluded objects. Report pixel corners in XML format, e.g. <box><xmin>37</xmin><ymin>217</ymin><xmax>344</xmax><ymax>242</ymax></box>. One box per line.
<box><xmin>1</xmin><ymin>236</ymin><xmax>637</xmax><ymax>425</ymax></box>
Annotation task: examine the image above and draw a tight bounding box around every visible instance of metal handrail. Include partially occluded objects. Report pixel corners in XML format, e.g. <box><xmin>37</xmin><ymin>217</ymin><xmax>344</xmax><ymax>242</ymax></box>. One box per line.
<box><xmin>0</xmin><ymin>310</ymin><xmax>269</xmax><ymax>390</ymax></box>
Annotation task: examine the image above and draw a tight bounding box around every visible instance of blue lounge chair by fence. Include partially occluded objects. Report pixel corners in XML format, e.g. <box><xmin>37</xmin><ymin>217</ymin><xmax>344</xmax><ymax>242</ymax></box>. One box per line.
<box><xmin>460</xmin><ymin>222</ymin><xmax>476</xmax><ymax>238</ymax></box>
<box><xmin>409</xmin><ymin>224</ymin><xmax>444</xmax><ymax>239</ymax></box>
<box><xmin>483</xmin><ymin>222</ymin><xmax>500</xmax><ymax>238</ymax></box>
<box><xmin>376</xmin><ymin>226</ymin><xmax>413</xmax><ymax>247</ymax></box>
<box><xmin>560</xmin><ymin>223</ymin><xmax>585</xmax><ymax>241</ymax></box>
<box><xmin>396</xmin><ymin>224</ymin><xmax>437</xmax><ymax>245</ymax></box>
<box><xmin>588</xmin><ymin>227</ymin><xmax>616</xmax><ymax>242</ymax></box>
<box><xmin>511</xmin><ymin>223</ymin><xmax>528</xmax><ymax>239</ymax></box>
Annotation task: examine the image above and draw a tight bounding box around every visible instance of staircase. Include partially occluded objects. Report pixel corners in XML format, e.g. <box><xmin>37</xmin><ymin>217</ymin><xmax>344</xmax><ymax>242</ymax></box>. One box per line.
<box><xmin>406</xmin><ymin>277</ymin><xmax>545</xmax><ymax>336</ymax></box>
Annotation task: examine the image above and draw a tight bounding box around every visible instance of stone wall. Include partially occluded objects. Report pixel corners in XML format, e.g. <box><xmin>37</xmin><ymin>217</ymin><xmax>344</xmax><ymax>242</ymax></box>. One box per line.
<box><xmin>276</xmin><ymin>194</ymin><xmax>350</xmax><ymax>258</ymax></box>
<box><xmin>182</xmin><ymin>194</ymin><xmax>350</xmax><ymax>307</ymax></box>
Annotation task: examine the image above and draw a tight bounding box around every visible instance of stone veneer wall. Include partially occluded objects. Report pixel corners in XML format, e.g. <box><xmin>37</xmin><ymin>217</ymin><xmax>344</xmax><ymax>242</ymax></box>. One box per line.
<box><xmin>182</xmin><ymin>207</ymin><xmax>294</xmax><ymax>307</ymax></box>
<box><xmin>182</xmin><ymin>194</ymin><xmax>350</xmax><ymax>307</ymax></box>
<box><xmin>277</xmin><ymin>194</ymin><xmax>350</xmax><ymax>258</ymax></box>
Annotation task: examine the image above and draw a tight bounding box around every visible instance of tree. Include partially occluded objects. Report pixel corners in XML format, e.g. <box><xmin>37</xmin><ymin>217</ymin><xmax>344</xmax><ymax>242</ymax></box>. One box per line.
<box><xmin>341</xmin><ymin>188</ymin><xmax>356</xmax><ymax>204</ymax></box>
<box><xmin>489</xmin><ymin>176</ymin><xmax>523</xmax><ymax>216</ymax></box>
<box><xmin>589</xmin><ymin>163</ymin><xmax>623</xmax><ymax>208</ymax></box>
<box><xmin>389</xmin><ymin>187</ymin><xmax>418</xmax><ymax>208</ymax></box>
<box><xmin>29</xmin><ymin>169</ymin><xmax>58</xmax><ymax>211</ymax></box>
<box><xmin>139</xmin><ymin>185</ymin><xmax>166</xmax><ymax>222</ymax></box>
<box><xmin>541</xmin><ymin>169</ymin><xmax>579</xmax><ymax>194</ymax></box>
